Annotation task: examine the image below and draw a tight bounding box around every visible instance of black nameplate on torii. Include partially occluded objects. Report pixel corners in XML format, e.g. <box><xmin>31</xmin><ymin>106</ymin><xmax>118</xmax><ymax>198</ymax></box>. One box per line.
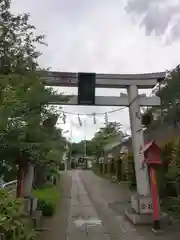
<box><xmin>78</xmin><ymin>72</ymin><xmax>96</xmax><ymax>105</ymax></box>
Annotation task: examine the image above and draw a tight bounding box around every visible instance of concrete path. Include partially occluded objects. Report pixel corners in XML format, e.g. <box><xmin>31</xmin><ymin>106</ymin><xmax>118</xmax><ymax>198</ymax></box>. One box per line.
<box><xmin>67</xmin><ymin>170</ymin><xmax>180</xmax><ymax>240</ymax></box>
<box><xmin>67</xmin><ymin>170</ymin><xmax>110</xmax><ymax>240</ymax></box>
<box><xmin>39</xmin><ymin>170</ymin><xmax>180</xmax><ymax>240</ymax></box>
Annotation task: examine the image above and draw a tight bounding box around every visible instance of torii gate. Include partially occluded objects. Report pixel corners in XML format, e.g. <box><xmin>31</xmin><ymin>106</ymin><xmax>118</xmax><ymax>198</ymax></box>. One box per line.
<box><xmin>41</xmin><ymin>70</ymin><xmax>165</xmax><ymax>223</ymax></box>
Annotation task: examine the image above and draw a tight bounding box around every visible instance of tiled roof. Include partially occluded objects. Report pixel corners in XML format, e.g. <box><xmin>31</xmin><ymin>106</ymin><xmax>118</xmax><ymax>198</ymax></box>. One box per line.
<box><xmin>104</xmin><ymin>135</ymin><xmax>123</xmax><ymax>151</ymax></box>
<box><xmin>104</xmin><ymin>136</ymin><xmax>130</xmax><ymax>152</ymax></box>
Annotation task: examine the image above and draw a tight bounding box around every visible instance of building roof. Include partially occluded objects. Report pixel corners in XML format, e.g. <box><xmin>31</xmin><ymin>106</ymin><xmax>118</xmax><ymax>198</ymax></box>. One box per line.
<box><xmin>104</xmin><ymin>141</ymin><xmax>121</xmax><ymax>152</ymax></box>
<box><xmin>104</xmin><ymin>135</ymin><xmax>130</xmax><ymax>152</ymax></box>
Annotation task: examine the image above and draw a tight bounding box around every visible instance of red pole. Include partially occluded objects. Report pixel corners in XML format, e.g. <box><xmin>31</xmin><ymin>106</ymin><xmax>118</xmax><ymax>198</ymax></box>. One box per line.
<box><xmin>149</xmin><ymin>166</ymin><xmax>160</xmax><ymax>230</ymax></box>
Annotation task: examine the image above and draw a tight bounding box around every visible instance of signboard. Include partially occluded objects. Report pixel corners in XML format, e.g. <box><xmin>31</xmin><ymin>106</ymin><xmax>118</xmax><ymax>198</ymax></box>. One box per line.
<box><xmin>78</xmin><ymin>73</ymin><xmax>96</xmax><ymax>105</ymax></box>
<box><xmin>139</xmin><ymin>197</ymin><xmax>152</xmax><ymax>214</ymax></box>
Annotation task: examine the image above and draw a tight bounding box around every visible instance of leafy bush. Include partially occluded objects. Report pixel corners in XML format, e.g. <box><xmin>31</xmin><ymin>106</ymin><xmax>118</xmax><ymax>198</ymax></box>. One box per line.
<box><xmin>158</xmin><ymin>140</ymin><xmax>180</xmax><ymax>197</ymax></box>
<box><xmin>142</xmin><ymin>110</ymin><xmax>153</xmax><ymax>127</ymax></box>
<box><xmin>161</xmin><ymin>197</ymin><xmax>180</xmax><ymax>219</ymax></box>
<box><xmin>0</xmin><ymin>190</ymin><xmax>36</xmax><ymax>240</ymax></box>
<box><xmin>34</xmin><ymin>187</ymin><xmax>60</xmax><ymax>217</ymax></box>
<box><xmin>46</xmin><ymin>165</ymin><xmax>59</xmax><ymax>184</ymax></box>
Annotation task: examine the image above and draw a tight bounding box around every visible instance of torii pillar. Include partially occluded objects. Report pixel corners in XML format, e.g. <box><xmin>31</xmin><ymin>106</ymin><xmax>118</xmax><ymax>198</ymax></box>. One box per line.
<box><xmin>127</xmin><ymin>85</ymin><xmax>152</xmax><ymax>224</ymax></box>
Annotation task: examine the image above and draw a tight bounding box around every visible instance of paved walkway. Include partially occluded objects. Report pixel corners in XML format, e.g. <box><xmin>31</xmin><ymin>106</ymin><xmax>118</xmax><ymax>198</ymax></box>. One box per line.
<box><xmin>67</xmin><ymin>170</ymin><xmax>110</xmax><ymax>240</ymax></box>
<box><xmin>37</xmin><ymin>173</ymin><xmax>72</xmax><ymax>240</ymax></box>
<box><xmin>79</xmin><ymin>170</ymin><xmax>180</xmax><ymax>239</ymax></box>
<box><xmin>38</xmin><ymin>170</ymin><xmax>180</xmax><ymax>240</ymax></box>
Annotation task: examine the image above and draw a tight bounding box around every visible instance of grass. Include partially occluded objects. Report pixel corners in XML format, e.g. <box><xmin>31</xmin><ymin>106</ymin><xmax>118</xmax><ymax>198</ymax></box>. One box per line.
<box><xmin>33</xmin><ymin>186</ymin><xmax>60</xmax><ymax>217</ymax></box>
<box><xmin>34</xmin><ymin>186</ymin><xmax>60</xmax><ymax>203</ymax></box>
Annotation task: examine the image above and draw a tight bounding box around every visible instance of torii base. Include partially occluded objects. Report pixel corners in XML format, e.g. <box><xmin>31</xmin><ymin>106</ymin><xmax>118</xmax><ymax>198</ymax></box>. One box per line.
<box><xmin>125</xmin><ymin>194</ymin><xmax>153</xmax><ymax>225</ymax></box>
<box><xmin>125</xmin><ymin>194</ymin><xmax>172</xmax><ymax>235</ymax></box>
<box><xmin>125</xmin><ymin>209</ymin><xmax>163</xmax><ymax>235</ymax></box>
<box><xmin>125</xmin><ymin>208</ymin><xmax>152</xmax><ymax>225</ymax></box>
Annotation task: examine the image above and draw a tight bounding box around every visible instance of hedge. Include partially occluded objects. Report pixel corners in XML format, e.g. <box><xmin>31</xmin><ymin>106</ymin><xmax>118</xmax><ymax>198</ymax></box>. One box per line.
<box><xmin>33</xmin><ymin>187</ymin><xmax>60</xmax><ymax>217</ymax></box>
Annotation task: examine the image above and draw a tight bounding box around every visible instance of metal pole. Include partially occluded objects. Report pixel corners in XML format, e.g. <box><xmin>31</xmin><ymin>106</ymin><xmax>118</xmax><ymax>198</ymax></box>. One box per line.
<box><xmin>84</xmin><ymin>119</ymin><xmax>87</xmax><ymax>158</ymax></box>
<box><xmin>84</xmin><ymin>119</ymin><xmax>87</xmax><ymax>169</ymax></box>
<box><xmin>64</xmin><ymin>147</ymin><xmax>68</xmax><ymax>172</ymax></box>
<box><xmin>69</xmin><ymin>123</ymin><xmax>72</xmax><ymax>169</ymax></box>
<box><xmin>63</xmin><ymin>130</ymin><xmax>69</xmax><ymax>172</ymax></box>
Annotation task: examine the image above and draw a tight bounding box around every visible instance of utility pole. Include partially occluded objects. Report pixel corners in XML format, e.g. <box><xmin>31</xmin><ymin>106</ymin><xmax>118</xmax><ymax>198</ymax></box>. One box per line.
<box><xmin>64</xmin><ymin>146</ymin><xmax>68</xmax><ymax>172</ymax></box>
<box><xmin>84</xmin><ymin>119</ymin><xmax>87</xmax><ymax>158</ymax></box>
<box><xmin>69</xmin><ymin>124</ymin><xmax>72</xmax><ymax>169</ymax></box>
<box><xmin>83</xmin><ymin>119</ymin><xmax>87</xmax><ymax>168</ymax></box>
<box><xmin>63</xmin><ymin>129</ymin><xmax>70</xmax><ymax>172</ymax></box>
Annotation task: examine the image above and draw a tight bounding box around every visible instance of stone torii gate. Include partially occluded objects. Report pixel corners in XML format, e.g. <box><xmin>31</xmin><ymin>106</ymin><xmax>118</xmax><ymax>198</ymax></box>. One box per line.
<box><xmin>41</xmin><ymin>70</ymin><xmax>165</xmax><ymax>223</ymax></box>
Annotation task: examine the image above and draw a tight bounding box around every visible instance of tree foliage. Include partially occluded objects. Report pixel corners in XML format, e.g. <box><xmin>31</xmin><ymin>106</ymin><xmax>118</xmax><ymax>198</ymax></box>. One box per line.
<box><xmin>0</xmin><ymin>0</ymin><xmax>68</xmax><ymax>237</ymax></box>
<box><xmin>142</xmin><ymin>66</ymin><xmax>180</xmax><ymax>199</ymax></box>
<box><xmin>142</xmin><ymin>110</ymin><xmax>153</xmax><ymax>127</ymax></box>
<box><xmin>144</xmin><ymin>65</ymin><xmax>180</xmax><ymax>128</ymax></box>
<box><xmin>0</xmin><ymin>0</ymin><xmax>67</xmax><ymax>176</ymax></box>
<box><xmin>71</xmin><ymin>122</ymin><xmax>128</xmax><ymax>158</ymax></box>
<box><xmin>90</xmin><ymin>122</ymin><xmax>127</xmax><ymax>157</ymax></box>
<box><xmin>0</xmin><ymin>0</ymin><xmax>45</xmax><ymax>73</ymax></box>
<box><xmin>0</xmin><ymin>190</ymin><xmax>36</xmax><ymax>239</ymax></box>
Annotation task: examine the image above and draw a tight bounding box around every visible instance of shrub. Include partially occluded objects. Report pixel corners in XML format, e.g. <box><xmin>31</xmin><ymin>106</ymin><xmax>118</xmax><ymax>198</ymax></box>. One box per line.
<box><xmin>33</xmin><ymin>187</ymin><xmax>60</xmax><ymax>217</ymax></box>
<box><xmin>161</xmin><ymin>197</ymin><xmax>180</xmax><ymax>219</ymax></box>
<box><xmin>157</xmin><ymin>140</ymin><xmax>180</xmax><ymax>198</ymax></box>
<box><xmin>0</xmin><ymin>190</ymin><xmax>36</xmax><ymax>240</ymax></box>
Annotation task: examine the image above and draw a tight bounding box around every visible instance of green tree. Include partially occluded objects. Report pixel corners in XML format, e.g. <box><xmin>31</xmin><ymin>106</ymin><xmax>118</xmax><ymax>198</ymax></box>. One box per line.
<box><xmin>142</xmin><ymin>110</ymin><xmax>153</xmax><ymax>127</ymax></box>
<box><xmin>71</xmin><ymin>141</ymin><xmax>85</xmax><ymax>156</ymax></box>
<box><xmin>0</xmin><ymin>0</ymin><xmax>68</xmax><ymax>196</ymax></box>
<box><xmin>142</xmin><ymin>66</ymin><xmax>180</xmax><ymax>127</ymax></box>
<box><xmin>71</xmin><ymin>122</ymin><xmax>127</xmax><ymax>158</ymax></box>
<box><xmin>87</xmin><ymin>122</ymin><xmax>127</xmax><ymax>158</ymax></box>
<box><xmin>140</xmin><ymin>66</ymin><xmax>180</xmax><ymax>197</ymax></box>
<box><xmin>33</xmin><ymin>116</ymin><xmax>66</xmax><ymax>189</ymax></box>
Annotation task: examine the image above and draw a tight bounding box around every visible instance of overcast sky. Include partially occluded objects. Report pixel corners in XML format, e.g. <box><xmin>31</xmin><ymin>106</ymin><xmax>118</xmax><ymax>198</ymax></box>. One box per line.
<box><xmin>11</xmin><ymin>0</ymin><xmax>180</xmax><ymax>142</ymax></box>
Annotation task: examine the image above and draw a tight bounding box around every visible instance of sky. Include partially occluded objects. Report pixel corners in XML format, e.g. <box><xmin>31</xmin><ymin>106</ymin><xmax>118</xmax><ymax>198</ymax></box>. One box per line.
<box><xmin>11</xmin><ymin>0</ymin><xmax>180</xmax><ymax>142</ymax></box>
